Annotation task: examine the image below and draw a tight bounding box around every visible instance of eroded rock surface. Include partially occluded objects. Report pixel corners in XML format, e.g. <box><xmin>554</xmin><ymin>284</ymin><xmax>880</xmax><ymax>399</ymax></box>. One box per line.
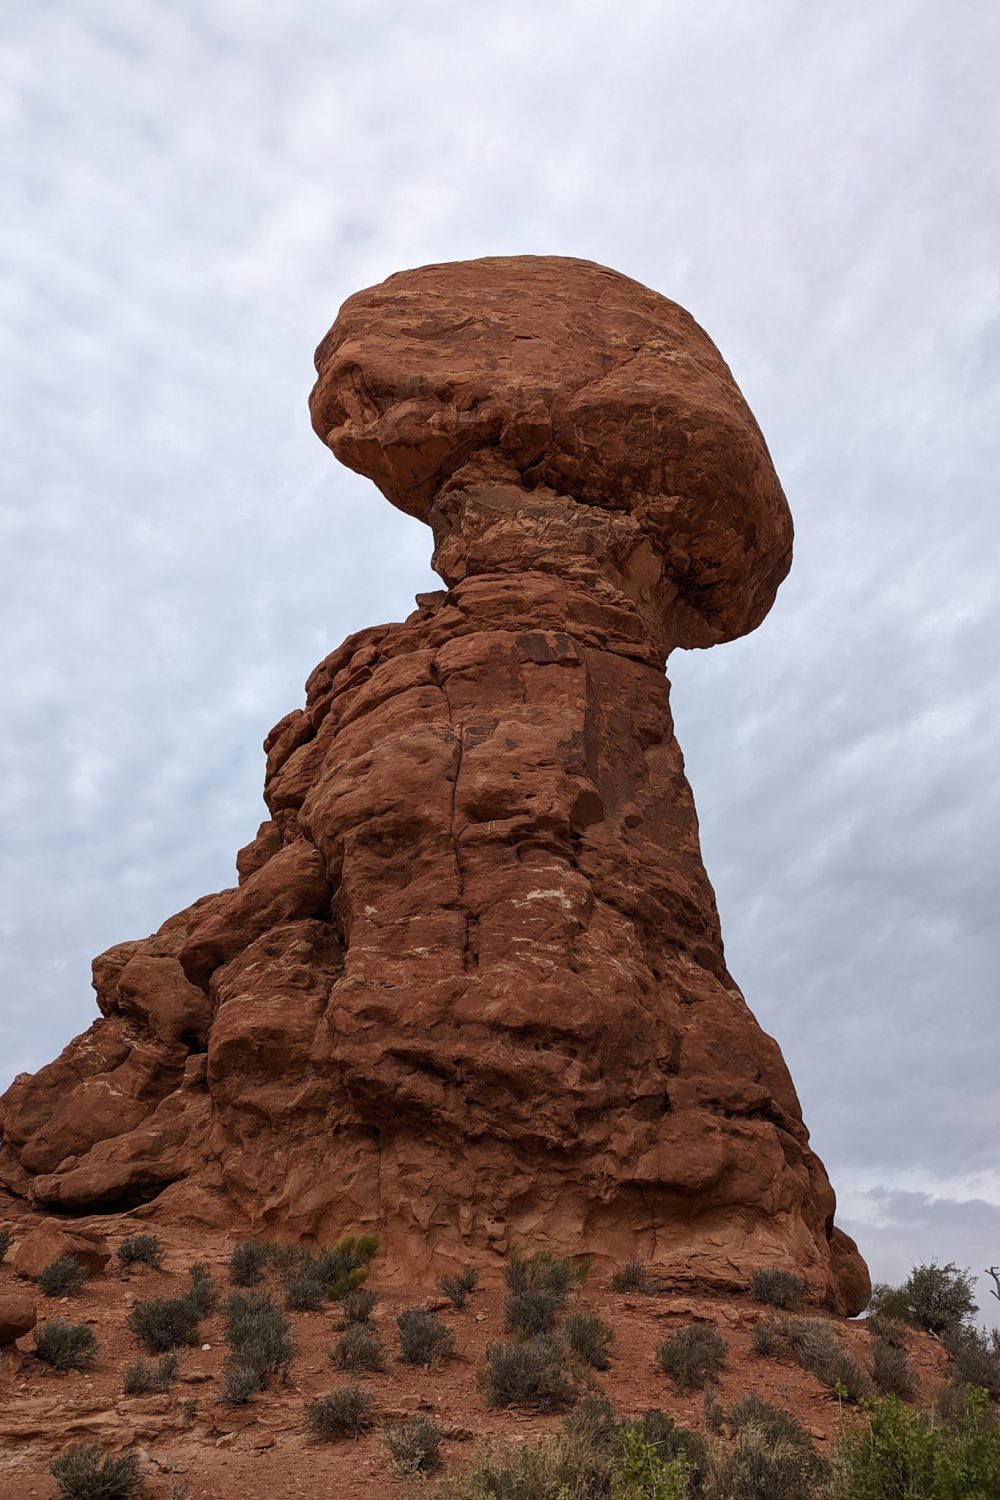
<box><xmin>0</xmin><ymin>256</ymin><xmax>868</xmax><ymax>1312</ymax></box>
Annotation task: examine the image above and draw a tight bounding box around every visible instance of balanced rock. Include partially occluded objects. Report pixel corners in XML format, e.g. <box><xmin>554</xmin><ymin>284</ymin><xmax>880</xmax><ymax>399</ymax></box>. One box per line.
<box><xmin>0</xmin><ymin>256</ymin><xmax>868</xmax><ymax>1313</ymax></box>
<box><xmin>0</xmin><ymin>1292</ymin><xmax>36</xmax><ymax>1345</ymax></box>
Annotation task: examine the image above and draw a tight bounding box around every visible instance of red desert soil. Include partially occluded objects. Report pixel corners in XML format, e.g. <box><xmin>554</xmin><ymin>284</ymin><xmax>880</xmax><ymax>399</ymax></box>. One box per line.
<box><xmin>0</xmin><ymin>1215</ymin><xmax>948</xmax><ymax>1500</ymax></box>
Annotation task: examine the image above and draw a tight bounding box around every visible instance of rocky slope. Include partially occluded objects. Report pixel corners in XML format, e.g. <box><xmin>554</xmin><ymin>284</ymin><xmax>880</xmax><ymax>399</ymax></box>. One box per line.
<box><xmin>0</xmin><ymin>256</ymin><xmax>867</xmax><ymax>1314</ymax></box>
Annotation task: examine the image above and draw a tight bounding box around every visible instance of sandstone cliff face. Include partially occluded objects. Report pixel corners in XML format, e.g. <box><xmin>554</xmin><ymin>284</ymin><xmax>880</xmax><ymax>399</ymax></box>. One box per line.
<box><xmin>0</xmin><ymin>257</ymin><xmax>869</xmax><ymax>1314</ymax></box>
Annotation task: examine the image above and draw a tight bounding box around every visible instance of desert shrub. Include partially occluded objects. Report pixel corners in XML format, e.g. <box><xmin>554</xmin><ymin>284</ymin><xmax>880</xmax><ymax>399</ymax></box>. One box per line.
<box><xmin>942</xmin><ymin>1324</ymin><xmax>1000</xmax><ymax>1399</ymax></box>
<box><xmin>228</xmin><ymin>1239</ymin><xmax>269</xmax><ymax>1287</ymax></box>
<box><xmin>705</xmin><ymin>1422</ymin><xmax>825</xmax><ymax>1500</ymax></box>
<box><xmin>116</xmin><ymin>1233</ymin><xmax>165</xmax><ymax>1269</ymax></box>
<box><xmin>127</xmin><ymin>1295</ymin><xmax>200</xmax><ymax>1353</ymax></box>
<box><xmin>122</xmin><ymin>1353</ymin><xmax>177</xmax><ymax>1395</ymax></box>
<box><xmin>307</xmin><ymin>1384</ymin><xmax>373</xmax><ymax>1440</ymax></box>
<box><xmin>726</xmin><ymin>1390</ymin><xmax>816</xmax><ymax>1453</ymax></box>
<box><xmin>313</xmin><ymin>1234</ymin><xmax>379</xmax><ymax>1298</ymax></box>
<box><xmin>220</xmin><ymin>1362</ymin><xmax>259</xmax><ymax>1405</ymax></box>
<box><xmin>480</xmin><ymin>1334</ymin><xmax>577</xmax><ymax>1412</ymax></box>
<box><xmin>341</xmin><ymin>1286</ymin><xmax>377</xmax><ymax>1324</ymax></box>
<box><xmin>504</xmin><ymin>1286</ymin><xmax>565</xmax><ymax>1337</ymax></box>
<box><xmin>282</xmin><ymin>1264</ymin><xmax>326</xmax><ymax>1312</ymax></box>
<box><xmin>264</xmin><ymin>1242</ymin><xmax>304</xmax><ymax>1272</ymax></box>
<box><xmin>38</xmin><ymin>1255</ymin><xmax>89</xmax><ymax>1298</ymax></box>
<box><xmin>787</xmin><ymin>1318</ymin><xmax>872</xmax><ymax>1402</ymax></box>
<box><xmin>504</xmin><ymin>1246</ymin><xmax>586</xmax><ymax>1299</ymax></box>
<box><xmin>565</xmin><ymin>1311</ymin><xmax>614</xmax><ymax>1370</ymax></box>
<box><xmin>0</xmin><ymin>1227</ymin><xmax>12</xmax><ymax>1262</ymax></box>
<box><xmin>866</xmin><ymin>1312</ymin><xmax>910</xmax><ymax>1348</ymax></box>
<box><xmin>384</xmin><ymin>1414</ymin><xmax>444</xmax><ymax>1475</ymax></box>
<box><xmin>873</xmin><ymin>1336</ymin><xmax>915</xmax><ymax>1398</ymax></box>
<box><xmin>656</xmin><ymin>1323</ymin><xmax>726</xmax><ymax>1390</ymax></box>
<box><xmin>186</xmin><ymin>1261</ymin><xmax>218</xmax><ymax>1317</ymax></box>
<box><xmin>867</xmin><ymin>1262</ymin><xmax>977</xmax><ymax>1336</ymax></box>
<box><xmin>440</xmin><ymin>1266</ymin><xmax>478</xmax><ymax>1309</ymax></box>
<box><xmin>562</xmin><ymin>1392</ymin><xmax>620</xmax><ymax>1451</ymax></box>
<box><xmin>749</xmin><ymin>1267</ymin><xmax>805</xmax><ymax>1311</ymax></box>
<box><xmin>331</xmin><ymin>1322</ymin><xmax>386</xmax><ymax>1372</ymax></box>
<box><xmin>633</xmin><ymin>1409</ymin><xmax>711</xmax><ymax>1492</ymax></box>
<box><xmin>34</xmin><ymin>1320</ymin><xmax>97</xmax><ymax>1371</ymax></box>
<box><xmin>397</xmin><ymin>1306</ymin><xmax>454</xmax><ymax>1366</ymax></box>
<box><xmin>223</xmin><ymin>1292</ymin><xmax>294</xmax><ymax>1387</ymax></box>
<box><xmin>50</xmin><ymin>1443</ymin><xmax>142</xmax><ymax>1500</ymax></box>
<box><xmin>439</xmin><ymin>1433</ymin><xmax>601</xmax><ymax>1499</ymax></box>
<box><xmin>611</xmin><ymin>1256</ymin><xmax>649</xmax><ymax>1294</ymax></box>
<box><xmin>935</xmin><ymin>1375</ymin><xmax>998</xmax><ymax>1431</ymax></box>
<box><xmin>614</xmin><ymin>1423</ymin><xmax>691</xmax><ymax>1499</ymax></box>
<box><xmin>750</xmin><ymin>1314</ymin><xmax>794</xmax><ymax>1358</ymax></box>
<box><xmin>829</xmin><ymin>1388</ymin><xmax>1000</xmax><ymax>1498</ymax></box>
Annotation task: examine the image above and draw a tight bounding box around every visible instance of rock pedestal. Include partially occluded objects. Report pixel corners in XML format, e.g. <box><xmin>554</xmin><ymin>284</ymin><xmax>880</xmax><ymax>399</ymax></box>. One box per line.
<box><xmin>0</xmin><ymin>257</ymin><xmax>869</xmax><ymax>1313</ymax></box>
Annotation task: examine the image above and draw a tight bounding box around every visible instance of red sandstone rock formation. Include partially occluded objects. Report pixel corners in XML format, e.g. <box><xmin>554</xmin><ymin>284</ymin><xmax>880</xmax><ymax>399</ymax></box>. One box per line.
<box><xmin>0</xmin><ymin>257</ymin><xmax>869</xmax><ymax>1313</ymax></box>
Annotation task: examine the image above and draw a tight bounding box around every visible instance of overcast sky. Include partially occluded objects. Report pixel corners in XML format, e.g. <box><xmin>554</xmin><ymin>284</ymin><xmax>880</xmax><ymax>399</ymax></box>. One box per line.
<box><xmin>2</xmin><ymin>1</ymin><xmax>998</xmax><ymax>1323</ymax></box>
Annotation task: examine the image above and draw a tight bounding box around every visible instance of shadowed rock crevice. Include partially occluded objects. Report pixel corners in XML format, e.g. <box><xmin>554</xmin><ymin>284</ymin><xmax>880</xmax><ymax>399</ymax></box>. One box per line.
<box><xmin>0</xmin><ymin>256</ymin><xmax>868</xmax><ymax>1314</ymax></box>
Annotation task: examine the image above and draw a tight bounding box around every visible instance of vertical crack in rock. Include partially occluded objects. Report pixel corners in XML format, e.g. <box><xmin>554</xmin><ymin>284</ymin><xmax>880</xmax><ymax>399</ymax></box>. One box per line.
<box><xmin>0</xmin><ymin>256</ymin><xmax>869</xmax><ymax>1314</ymax></box>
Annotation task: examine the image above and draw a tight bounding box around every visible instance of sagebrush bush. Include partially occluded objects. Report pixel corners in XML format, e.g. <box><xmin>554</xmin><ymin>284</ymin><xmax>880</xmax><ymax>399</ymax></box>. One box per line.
<box><xmin>307</xmin><ymin>1384</ymin><xmax>373</xmax><ymax>1440</ymax></box>
<box><xmin>726</xmin><ymin>1391</ymin><xmax>817</xmax><ymax>1452</ymax></box>
<box><xmin>866</xmin><ymin>1312</ymin><xmax>910</xmax><ymax>1348</ymax></box>
<box><xmin>480</xmin><ymin>1335</ymin><xmax>577</xmax><ymax>1412</ymax></box>
<box><xmin>127</xmin><ymin>1296</ymin><xmax>201</xmax><ymax>1353</ymax></box>
<box><xmin>656</xmin><ymin>1323</ymin><xmax>726</xmax><ymax>1390</ymax></box>
<box><xmin>0</xmin><ymin>1226</ymin><xmax>12</xmax><ymax>1262</ymax></box>
<box><xmin>34</xmin><ymin>1321</ymin><xmax>97</xmax><ymax>1371</ymax></box>
<box><xmin>50</xmin><ymin>1443</ymin><xmax>143</xmax><ymax>1500</ymax></box>
<box><xmin>397</xmin><ymin>1307</ymin><xmax>454</xmax><ymax>1366</ymax></box>
<box><xmin>562</xmin><ymin>1392</ymin><xmax>620</xmax><ymax>1451</ymax></box>
<box><xmin>749</xmin><ymin>1267</ymin><xmax>805</xmax><ymax>1310</ymax></box>
<box><xmin>610</xmin><ymin>1257</ymin><xmax>649</xmax><ymax>1294</ymax></box>
<box><xmin>264</xmin><ymin>1242</ymin><xmax>304</xmax><ymax>1273</ymax></box>
<box><xmin>942</xmin><ymin>1323</ymin><xmax>1000</xmax><ymax>1399</ymax></box>
<box><xmin>341</xmin><ymin>1286</ymin><xmax>377</xmax><ymax>1324</ymax></box>
<box><xmin>751</xmin><ymin>1314</ymin><xmax>793</xmax><ymax>1358</ymax></box>
<box><xmin>220</xmin><ymin>1363</ymin><xmax>259</xmax><ymax>1406</ymax></box>
<box><xmin>186</xmin><ymin>1261</ymin><xmax>218</xmax><ymax>1317</ymax></box>
<box><xmin>228</xmin><ymin>1240</ymin><xmax>269</xmax><ymax>1288</ymax></box>
<box><xmin>282</xmin><ymin>1265</ymin><xmax>326</xmax><ymax>1312</ymax></box>
<box><xmin>116</xmin><ymin>1233</ymin><xmax>165</xmax><ymax>1269</ymax></box>
<box><xmin>633</xmin><ymin>1409</ymin><xmax>711</xmax><ymax>1490</ymax></box>
<box><xmin>504</xmin><ymin>1246</ymin><xmax>585</xmax><ymax>1299</ymax></box>
<box><xmin>384</xmin><ymin>1415</ymin><xmax>444</xmax><ymax>1475</ymax></box>
<box><xmin>331</xmin><ymin>1322</ymin><xmax>385</xmax><ymax>1372</ymax></box>
<box><xmin>829</xmin><ymin>1388</ymin><xmax>1000</xmax><ymax>1498</ymax></box>
<box><xmin>872</xmin><ymin>1336</ymin><xmax>915</xmax><ymax>1399</ymax></box>
<box><xmin>565</xmin><ymin>1311</ymin><xmax>614</xmax><ymax>1370</ymax></box>
<box><xmin>122</xmin><ymin>1353</ymin><xmax>177</xmax><ymax>1395</ymax></box>
<box><xmin>314</xmin><ymin>1234</ymin><xmax>379</xmax><ymax>1298</ymax></box>
<box><xmin>866</xmin><ymin>1261</ymin><xmax>977</xmax><ymax>1336</ymax></box>
<box><xmin>787</xmin><ymin>1318</ymin><xmax>872</xmax><ymax>1402</ymax></box>
<box><xmin>223</xmin><ymin>1292</ymin><xmax>294</xmax><ymax>1387</ymax></box>
<box><xmin>705</xmin><ymin>1421</ymin><xmax>826</xmax><ymax>1500</ymax></box>
<box><xmin>38</xmin><ymin>1255</ymin><xmax>89</xmax><ymax>1298</ymax></box>
<box><xmin>440</xmin><ymin>1266</ymin><xmax>478</xmax><ymax>1309</ymax></box>
<box><xmin>504</xmin><ymin>1286</ymin><xmax>564</xmax><ymax>1337</ymax></box>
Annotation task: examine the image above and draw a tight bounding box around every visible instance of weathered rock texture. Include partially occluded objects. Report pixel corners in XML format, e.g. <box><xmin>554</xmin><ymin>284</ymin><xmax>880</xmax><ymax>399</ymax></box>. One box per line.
<box><xmin>0</xmin><ymin>257</ymin><xmax>868</xmax><ymax>1313</ymax></box>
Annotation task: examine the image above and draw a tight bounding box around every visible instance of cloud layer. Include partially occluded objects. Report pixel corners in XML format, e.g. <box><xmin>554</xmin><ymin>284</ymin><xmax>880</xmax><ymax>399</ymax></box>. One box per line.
<box><xmin>2</xmin><ymin>0</ymin><xmax>998</xmax><ymax>1319</ymax></box>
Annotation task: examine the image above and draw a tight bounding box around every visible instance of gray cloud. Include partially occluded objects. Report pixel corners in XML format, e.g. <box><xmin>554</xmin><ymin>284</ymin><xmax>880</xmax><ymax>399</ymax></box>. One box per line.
<box><xmin>2</xmin><ymin>0</ymin><xmax>998</xmax><ymax>1314</ymax></box>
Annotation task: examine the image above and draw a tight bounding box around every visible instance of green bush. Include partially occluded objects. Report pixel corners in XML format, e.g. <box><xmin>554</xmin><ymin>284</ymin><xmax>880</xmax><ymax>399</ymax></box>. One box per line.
<box><xmin>0</xmin><ymin>1226</ymin><xmax>12</xmax><ymax>1263</ymax></box>
<box><xmin>34</xmin><ymin>1320</ymin><xmax>97</xmax><ymax>1371</ymax></box>
<box><xmin>384</xmin><ymin>1414</ymin><xmax>444</xmax><ymax>1475</ymax></box>
<box><xmin>438</xmin><ymin>1424</ymin><xmax>687</xmax><ymax>1500</ymax></box>
<box><xmin>631</xmin><ymin>1409</ymin><xmax>711</xmax><ymax>1492</ymax></box>
<box><xmin>867</xmin><ymin>1262</ymin><xmax>977</xmax><ymax>1336</ymax></box>
<box><xmin>614</xmin><ymin>1423</ymin><xmax>690</xmax><ymax>1499</ymax></box>
<box><xmin>397</xmin><ymin>1307</ymin><xmax>454</xmax><ymax>1366</ymax></box>
<box><xmin>504</xmin><ymin>1246</ymin><xmax>586</xmax><ymax>1299</ymax></box>
<box><xmin>341</xmin><ymin>1286</ymin><xmax>377</xmax><ymax>1324</ymax></box>
<box><xmin>942</xmin><ymin>1324</ymin><xmax>1000</xmax><ymax>1399</ymax></box>
<box><xmin>504</xmin><ymin>1286</ymin><xmax>564</xmax><ymax>1337</ymax></box>
<box><xmin>873</xmin><ymin>1336</ymin><xmax>915</xmax><ymax>1398</ymax></box>
<box><xmin>656</xmin><ymin>1323</ymin><xmax>726</xmax><ymax>1390</ymax></box>
<box><xmin>50</xmin><ymin>1444</ymin><xmax>143</xmax><ymax>1500</ymax></box>
<box><xmin>331</xmin><ymin>1322</ymin><xmax>385</xmax><ymax>1372</ymax></box>
<box><xmin>611</xmin><ymin>1256</ymin><xmax>649</xmax><ymax>1294</ymax></box>
<box><xmin>186</xmin><ymin>1261</ymin><xmax>218</xmax><ymax>1317</ymax></box>
<box><xmin>565</xmin><ymin>1311</ymin><xmax>614</xmax><ymax>1370</ymax></box>
<box><xmin>307</xmin><ymin>1384</ymin><xmax>373</xmax><ymax>1440</ymax></box>
<box><xmin>829</xmin><ymin>1388</ymin><xmax>1000</xmax><ymax>1499</ymax></box>
<box><xmin>223</xmin><ymin>1292</ymin><xmax>294</xmax><ymax>1388</ymax></box>
<box><xmin>116</xmin><ymin>1233</ymin><xmax>165</xmax><ymax>1269</ymax></box>
<box><xmin>122</xmin><ymin>1353</ymin><xmax>177</xmax><ymax>1395</ymax></box>
<box><xmin>480</xmin><ymin>1335</ymin><xmax>577</xmax><ymax>1412</ymax></box>
<box><xmin>228</xmin><ymin>1240</ymin><xmax>269</xmax><ymax>1288</ymax></box>
<box><xmin>705</xmin><ymin>1421</ymin><xmax>825</xmax><ymax>1500</ymax></box>
<box><xmin>313</xmin><ymin>1234</ymin><xmax>379</xmax><ymax>1298</ymax></box>
<box><xmin>127</xmin><ymin>1296</ymin><xmax>201</xmax><ymax>1353</ymax></box>
<box><xmin>749</xmin><ymin>1267</ymin><xmax>805</xmax><ymax>1311</ymax></box>
<box><xmin>440</xmin><ymin>1266</ymin><xmax>478</xmax><ymax>1309</ymax></box>
<box><xmin>38</xmin><ymin>1255</ymin><xmax>89</xmax><ymax>1298</ymax></box>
